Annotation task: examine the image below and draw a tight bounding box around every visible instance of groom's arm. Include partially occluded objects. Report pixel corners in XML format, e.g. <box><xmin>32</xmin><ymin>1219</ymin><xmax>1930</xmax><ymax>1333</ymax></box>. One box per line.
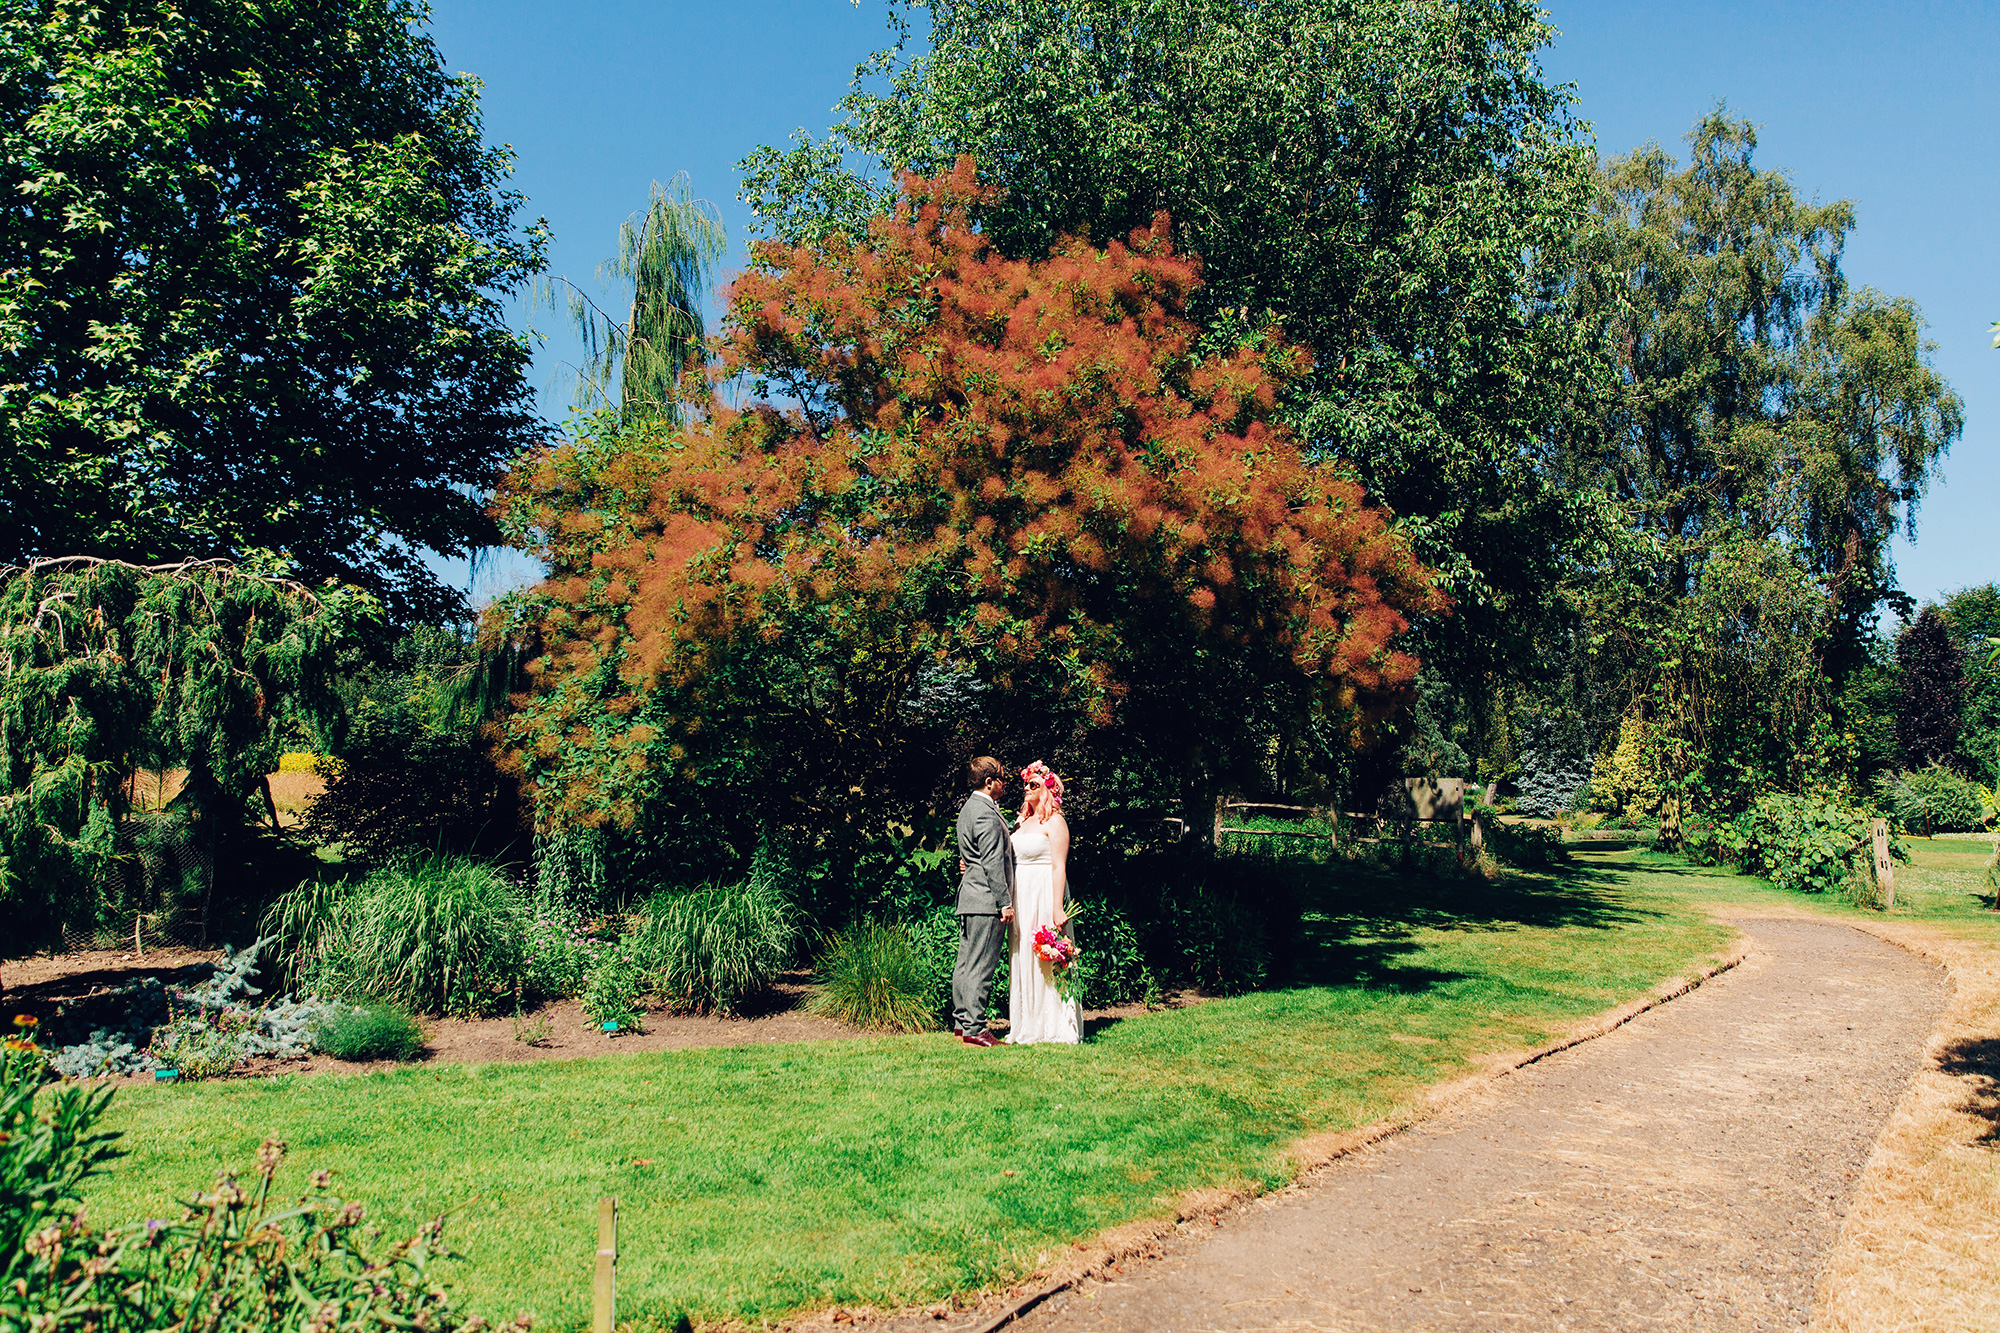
<box><xmin>967</xmin><ymin>805</ymin><xmax>1013</xmax><ymax>914</ymax></box>
<box><xmin>984</xmin><ymin>805</ymin><xmax>1015</xmax><ymax>919</ymax></box>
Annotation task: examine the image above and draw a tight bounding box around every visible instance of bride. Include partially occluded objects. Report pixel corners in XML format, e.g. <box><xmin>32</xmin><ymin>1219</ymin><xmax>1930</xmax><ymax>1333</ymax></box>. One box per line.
<box><xmin>1007</xmin><ymin>761</ymin><xmax>1081</xmax><ymax>1045</ymax></box>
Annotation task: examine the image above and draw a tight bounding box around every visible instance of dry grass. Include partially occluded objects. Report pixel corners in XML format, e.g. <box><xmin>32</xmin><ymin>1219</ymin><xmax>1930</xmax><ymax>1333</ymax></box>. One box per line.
<box><xmin>1757</xmin><ymin>835</ymin><xmax>2000</xmax><ymax>1331</ymax></box>
<box><xmin>263</xmin><ymin>770</ymin><xmax>324</xmax><ymax>825</ymax></box>
<box><xmin>1813</xmin><ymin>910</ymin><xmax>2000</xmax><ymax>1331</ymax></box>
<box><xmin>127</xmin><ymin>767</ymin><xmax>187</xmax><ymax>810</ymax></box>
<box><xmin>121</xmin><ymin>767</ymin><xmax>322</xmax><ymax>826</ymax></box>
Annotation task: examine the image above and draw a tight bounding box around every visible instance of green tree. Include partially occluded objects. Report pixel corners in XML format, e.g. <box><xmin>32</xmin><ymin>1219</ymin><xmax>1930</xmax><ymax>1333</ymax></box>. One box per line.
<box><xmin>1897</xmin><ymin>606</ymin><xmax>1966</xmax><ymax>772</ymax></box>
<box><xmin>0</xmin><ymin>558</ymin><xmax>373</xmax><ymax>951</ymax></box>
<box><xmin>740</xmin><ymin>0</ymin><xmax>1604</xmax><ymax>682</ymax></box>
<box><xmin>1940</xmin><ymin>585</ymin><xmax>2000</xmax><ymax>785</ymax></box>
<box><xmin>545</xmin><ymin>173</ymin><xmax>725</xmax><ymax>423</ymax></box>
<box><xmin>0</xmin><ymin>0</ymin><xmax>547</xmax><ymax>623</ymax></box>
<box><xmin>1566</xmin><ymin>111</ymin><xmax>1962</xmax><ymax>676</ymax></box>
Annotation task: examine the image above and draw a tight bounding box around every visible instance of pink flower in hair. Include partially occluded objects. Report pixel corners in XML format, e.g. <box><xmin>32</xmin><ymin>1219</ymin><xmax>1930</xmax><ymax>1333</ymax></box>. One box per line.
<box><xmin>1019</xmin><ymin>760</ymin><xmax>1064</xmax><ymax>808</ymax></box>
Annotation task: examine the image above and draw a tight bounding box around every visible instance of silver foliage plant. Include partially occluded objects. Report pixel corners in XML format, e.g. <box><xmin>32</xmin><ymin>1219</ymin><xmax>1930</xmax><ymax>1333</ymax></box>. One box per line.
<box><xmin>48</xmin><ymin>940</ymin><xmax>339</xmax><ymax>1080</ymax></box>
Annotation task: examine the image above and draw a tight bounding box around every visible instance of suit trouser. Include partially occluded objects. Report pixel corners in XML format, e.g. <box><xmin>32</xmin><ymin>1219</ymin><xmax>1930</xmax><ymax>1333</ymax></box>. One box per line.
<box><xmin>951</xmin><ymin>912</ymin><xmax>1007</xmax><ymax>1035</ymax></box>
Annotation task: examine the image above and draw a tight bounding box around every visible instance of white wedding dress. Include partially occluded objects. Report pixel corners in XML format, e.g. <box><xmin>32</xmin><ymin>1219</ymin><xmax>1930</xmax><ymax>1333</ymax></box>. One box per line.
<box><xmin>1006</xmin><ymin>824</ymin><xmax>1081</xmax><ymax>1045</ymax></box>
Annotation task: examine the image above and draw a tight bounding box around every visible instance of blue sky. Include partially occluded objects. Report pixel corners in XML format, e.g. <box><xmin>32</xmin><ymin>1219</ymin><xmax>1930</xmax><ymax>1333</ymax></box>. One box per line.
<box><xmin>429</xmin><ymin>0</ymin><xmax>1996</xmax><ymax>609</ymax></box>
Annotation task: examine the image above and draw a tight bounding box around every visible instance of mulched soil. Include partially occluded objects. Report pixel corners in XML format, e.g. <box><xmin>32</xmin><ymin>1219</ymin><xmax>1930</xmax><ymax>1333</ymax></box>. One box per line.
<box><xmin>0</xmin><ymin>947</ymin><xmax>1182</xmax><ymax>1085</ymax></box>
<box><xmin>990</xmin><ymin>917</ymin><xmax>1947</xmax><ymax>1333</ymax></box>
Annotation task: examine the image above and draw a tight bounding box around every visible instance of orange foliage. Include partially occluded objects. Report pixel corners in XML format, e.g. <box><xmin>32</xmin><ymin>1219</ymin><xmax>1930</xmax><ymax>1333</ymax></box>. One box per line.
<box><xmin>492</xmin><ymin>162</ymin><xmax>1440</xmax><ymax>824</ymax></box>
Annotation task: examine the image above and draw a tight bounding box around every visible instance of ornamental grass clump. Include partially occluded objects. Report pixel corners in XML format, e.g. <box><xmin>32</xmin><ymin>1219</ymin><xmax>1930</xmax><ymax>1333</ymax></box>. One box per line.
<box><xmin>808</xmin><ymin>922</ymin><xmax>937</xmax><ymax>1033</ymax></box>
<box><xmin>314</xmin><ymin>1003</ymin><xmax>425</xmax><ymax>1062</ymax></box>
<box><xmin>263</xmin><ymin>855</ymin><xmax>533</xmax><ymax>1016</ymax></box>
<box><xmin>628</xmin><ymin>882</ymin><xmax>795</xmax><ymax>1015</ymax></box>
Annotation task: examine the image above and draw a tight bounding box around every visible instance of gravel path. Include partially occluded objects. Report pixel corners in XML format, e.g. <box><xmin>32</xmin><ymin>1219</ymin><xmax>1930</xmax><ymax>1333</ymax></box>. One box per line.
<box><xmin>1018</xmin><ymin>917</ymin><xmax>1946</xmax><ymax>1333</ymax></box>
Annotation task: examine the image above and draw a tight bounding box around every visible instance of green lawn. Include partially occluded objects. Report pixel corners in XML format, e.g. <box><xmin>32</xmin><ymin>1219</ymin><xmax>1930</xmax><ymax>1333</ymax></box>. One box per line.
<box><xmin>83</xmin><ymin>854</ymin><xmax>1752</xmax><ymax>1330</ymax></box>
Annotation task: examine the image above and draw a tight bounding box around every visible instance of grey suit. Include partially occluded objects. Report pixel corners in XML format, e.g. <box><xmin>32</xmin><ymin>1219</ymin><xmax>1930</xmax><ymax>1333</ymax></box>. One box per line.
<box><xmin>951</xmin><ymin>790</ymin><xmax>1016</xmax><ymax>1035</ymax></box>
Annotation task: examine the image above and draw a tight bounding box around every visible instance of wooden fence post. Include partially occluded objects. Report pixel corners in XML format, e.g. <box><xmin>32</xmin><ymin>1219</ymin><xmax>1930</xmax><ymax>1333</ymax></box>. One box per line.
<box><xmin>593</xmin><ymin>1197</ymin><xmax>617</xmax><ymax>1333</ymax></box>
<box><xmin>1212</xmin><ymin>794</ymin><xmax>1228</xmax><ymax>847</ymax></box>
<box><xmin>1870</xmin><ymin>818</ymin><xmax>1895</xmax><ymax>910</ymax></box>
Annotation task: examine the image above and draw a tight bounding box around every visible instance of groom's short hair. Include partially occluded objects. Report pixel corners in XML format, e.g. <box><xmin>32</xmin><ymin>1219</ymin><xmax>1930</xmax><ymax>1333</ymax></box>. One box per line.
<box><xmin>967</xmin><ymin>756</ymin><xmax>1004</xmax><ymax>791</ymax></box>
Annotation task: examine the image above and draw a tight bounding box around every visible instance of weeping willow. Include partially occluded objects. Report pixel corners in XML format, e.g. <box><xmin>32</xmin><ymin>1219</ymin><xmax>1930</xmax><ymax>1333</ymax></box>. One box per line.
<box><xmin>548</xmin><ymin>173</ymin><xmax>725</xmax><ymax>422</ymax></box>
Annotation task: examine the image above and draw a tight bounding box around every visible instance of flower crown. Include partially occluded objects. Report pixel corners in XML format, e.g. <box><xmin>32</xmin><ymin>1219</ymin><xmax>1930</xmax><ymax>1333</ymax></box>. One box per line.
<box><xmin>1019</xmin><ymin>760</ymin><xmax>1064</xmax><ymax>808</ymax></box>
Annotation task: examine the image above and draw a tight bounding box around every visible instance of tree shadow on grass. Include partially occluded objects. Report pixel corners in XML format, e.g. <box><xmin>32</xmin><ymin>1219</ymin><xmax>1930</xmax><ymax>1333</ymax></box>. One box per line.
<box><xmin>1279</xmin><ymin>853</ymin><xmax>1660</xmax><ymax>994</ymax></box>
<box><xmin>1935</xmin><ymin>1035</ymin><xmax>2000</xmax><ymax>1143</ymax></box>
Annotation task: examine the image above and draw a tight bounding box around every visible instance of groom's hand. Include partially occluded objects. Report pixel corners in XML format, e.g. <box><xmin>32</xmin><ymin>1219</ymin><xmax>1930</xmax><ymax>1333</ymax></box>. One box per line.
<box><xmin>1001</xmin><ymin>907</ymin><xmax>1015</xmax><ymax>924</ymax></box>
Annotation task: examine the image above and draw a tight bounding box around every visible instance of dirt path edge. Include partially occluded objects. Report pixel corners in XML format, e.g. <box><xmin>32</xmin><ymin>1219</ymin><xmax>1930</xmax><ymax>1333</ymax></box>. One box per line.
<box><xmin>1805</xmin><ymin>915</ymin><xmax>2000</xmax><ymax>1332</ymax></box>
<box><xmin>772</xmin><ymin>939</ymin><xmax>1753</xmax><ymax>1333</ymax></box>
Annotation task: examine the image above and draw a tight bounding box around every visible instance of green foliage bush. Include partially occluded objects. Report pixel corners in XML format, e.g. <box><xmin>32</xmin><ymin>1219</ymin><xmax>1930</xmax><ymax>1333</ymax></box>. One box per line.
<box><xmin>808</xmin><ymin>922</ymin><xmax>938</xmax><ymax>1032</ymax></box>
<box><xmin>521</xmin><ymin>887</ymin><xmax>602</xmax><ymax>999</ymax></box>
<box><xmin>1155</xmin><ymin>887</ymin><xmax>1270</xmax><ymax>995</ymax></box>
<box><xmin>580</xmin><ymin>941</ymin><xmax>647</xmax><ymax>1031</ymax></box>
<box><xmin>906</xmin><ymin>904</ymin><xmax>966</xmax><ymax>1025</ymax></box>
<box><xmin>146</xmin><ymin>1003</ymin><xmax>255</xmax><ymax>1081</ymax></box>
<box><xmin>264</xmin><ymin>855</ymin><xmax>534</xmax><ymax>1016</ymax></box>
<box><xmin>303</xmin><ymin>626</ymin><xmax>520</xmax><ymax>863</ymax></box>
<box><xmin>1875</xmin><ymin>763</ymin><xmax>1988</xmax><ymax>834</ymax></box>
<box><xmin>6</xmin><ymin>1020</ymin><xmax>504</xmax><ymax>1331</ymax></box>
<box><xmin>314</xmin><ymin>1003</ymin><xmax>425</xmax><ymax>1062</ymax></box>
<box><xmin>1483</xmin><ymin>820</ymin><xmax>1569</xmax><ymax>868</ymax></box>
<box><xmin>628</xmin><ymin>881</ymin><xmax>796</xmax><ymax>1015</ymax></box>
<box><xmin>1067</xmin><ymin>901</ymin><xmax>1149</xmax><ymax>1009</ymax></box>
<box><xmin>2</xmin><ymin>1020</ymin><xmax>117</xmax><ymax>1291</ymax></box>
<box><xmin>1687</xmin><ymin>792</ymin><xmax>1884</xmax><ymax>896</ymax></box>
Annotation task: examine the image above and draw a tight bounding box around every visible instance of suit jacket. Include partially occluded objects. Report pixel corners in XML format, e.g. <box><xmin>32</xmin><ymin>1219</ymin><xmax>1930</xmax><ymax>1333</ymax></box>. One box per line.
<box><xmin>955</xmin><ymin>790</ymin><xmax>1016</xmax><ymax>915</ymax></box>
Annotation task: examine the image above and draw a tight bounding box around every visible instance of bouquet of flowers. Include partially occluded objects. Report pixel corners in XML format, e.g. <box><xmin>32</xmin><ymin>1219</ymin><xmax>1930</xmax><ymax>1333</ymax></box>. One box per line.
<box><xmin>1032</xmin><ymin>907</ymin><xmax>1084</xmax><ymax>1000</ymax></box>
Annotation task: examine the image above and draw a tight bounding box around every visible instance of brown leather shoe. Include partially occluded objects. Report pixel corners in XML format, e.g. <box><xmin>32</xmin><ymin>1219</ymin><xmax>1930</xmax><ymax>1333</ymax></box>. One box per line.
<box><xmin>962</xmin><ymin>1032</ymin><xmax>1000</xmax><ymax>1047</ymax></box>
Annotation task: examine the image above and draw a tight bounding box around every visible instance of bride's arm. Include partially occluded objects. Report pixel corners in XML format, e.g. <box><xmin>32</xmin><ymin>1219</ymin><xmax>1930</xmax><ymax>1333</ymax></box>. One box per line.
<box><xmin>1050</xmin><ymin>814</ymin><xmax>1072</xmax><ymax>923</ymax></box>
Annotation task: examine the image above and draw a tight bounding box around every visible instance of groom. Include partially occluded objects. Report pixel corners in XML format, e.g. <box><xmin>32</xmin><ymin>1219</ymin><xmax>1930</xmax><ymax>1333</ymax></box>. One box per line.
<box><xmin>952</xmin><ymin>755</ymin><xmax>1016</xmax><ymax>1047</ymax></box>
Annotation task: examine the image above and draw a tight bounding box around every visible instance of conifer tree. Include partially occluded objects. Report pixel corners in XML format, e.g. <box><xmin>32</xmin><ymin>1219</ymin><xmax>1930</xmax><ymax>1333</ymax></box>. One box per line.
<box><xmin>1897</xmin><ymin>606</ymin><xmax>1966</xmax><ymax>771</ymax></box>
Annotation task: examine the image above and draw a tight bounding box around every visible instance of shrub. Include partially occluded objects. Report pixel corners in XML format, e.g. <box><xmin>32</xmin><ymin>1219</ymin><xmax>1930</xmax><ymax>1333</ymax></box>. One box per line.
<box><xmin>808</xmin><ymin>922</ymin><xmax>938</xmax><ymax>1032</ymax></box>
<box><xmin>1515</xmin><ymin>712</ymin><xmax>1595</xmax><ymax>818</ymax></box>
<box><xmin>314</xmin><ymin>1003</ymin><xmax>424</xmax><ymax>1062</ymax></box>
<box><xmin>48</xmin><ymin>941</ymin><xmax>332</xmax><ymax>1080</ymax></box>
<box><xmin>1067</xmin><ymin>901</ymin><xmax>1148</xmax><ymax>1008</ymax></box>
<box><xmin>1689</xmin><ymin>792</ymin><xmax>1883</xmax><ymax>896</ymax></box>
<box><xmin>904</xmin><ymin>903</ymin><xmax>1020</xmax><ymax>1024</ymax></box>
<box><xmin>907</xmin><ymin>904</ymin><xmax>964</xmax><ymax>1024</ymax></box>
<box><xmin>1875</xmin><ymin>763</ymin><xmax>1987</xmax><ymax>834</ymax></box>
<box><xmin>146</xmin><ymin>1001</ymin><xmax>255</xmax><ymax>1080</ymax></box>
<box><xmin>2</xmin><ymin>1018</ymin><xmax>118</xmax><ymax>1285</ymax></box>
<box><xmin>1155</xmin><ymin>887</ymin><xmax>1269</xmax><ymax>995</ymax></box>
<box><xmin>1482</xmin><ymin>819</ymin><xmax>1568</xmax><ymax>868</ymax></box>
<box><xmin>629</xmin><ymin>881</ymin><xmax>796</xmax><ymax>1015</ymax></box>
<box><xmin>521</xmin><ymin>888</ymin><xmax>602</xmax><ymax>999</ymax></box>
<box><xmin>580</xmin><ymin>940</ymin><xmax>647</xmax><ymax>1031</ymax></box>
<box><xmin>263</xmin><ymin>855</ymin><xmax>532</xmax><ymax>1016</ymax></box>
